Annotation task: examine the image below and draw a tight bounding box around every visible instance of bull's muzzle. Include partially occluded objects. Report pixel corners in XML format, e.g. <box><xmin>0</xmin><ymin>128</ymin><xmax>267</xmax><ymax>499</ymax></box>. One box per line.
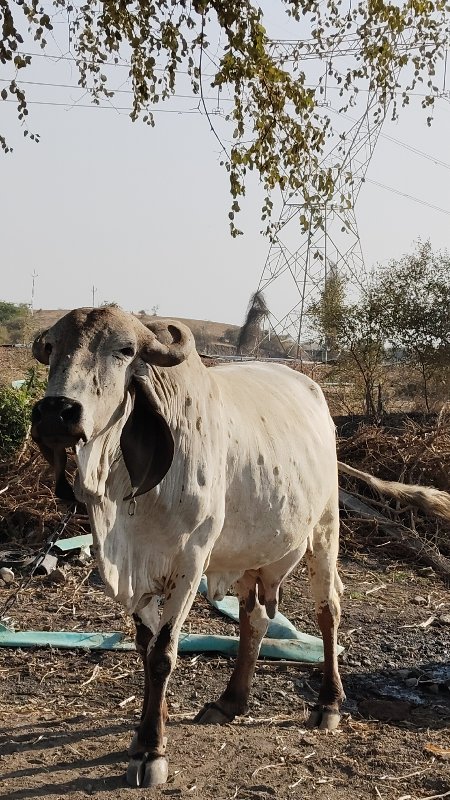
<box><xmin>31</xmin><ymin>396</ymin><xmax>86</xmax><ymax>448</ymax></box>
<box><xmin>31</xmin><ymin>396</ymin><xmax>87</xmax><ymax>502</ymax></box>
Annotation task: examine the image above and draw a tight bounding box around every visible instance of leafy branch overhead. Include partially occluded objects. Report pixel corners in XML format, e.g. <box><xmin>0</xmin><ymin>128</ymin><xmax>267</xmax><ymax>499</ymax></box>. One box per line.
<box><xmin>1</xmin><ymin>1</ymin><xmax>449</xmax><ymax>233</ymax></box>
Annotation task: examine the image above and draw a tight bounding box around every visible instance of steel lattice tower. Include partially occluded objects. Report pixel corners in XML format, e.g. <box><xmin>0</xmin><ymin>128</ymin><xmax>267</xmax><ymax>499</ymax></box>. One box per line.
<box><xmin>256</xmin><ymin>39</ymin><xmax>398</xmax><ymax>357</ymax></box>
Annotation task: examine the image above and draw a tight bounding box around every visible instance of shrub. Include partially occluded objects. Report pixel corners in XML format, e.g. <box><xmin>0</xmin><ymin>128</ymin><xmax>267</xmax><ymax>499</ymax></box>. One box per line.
<box><xmin>0</xmin><ymin>386</ymin><xmax>31</xmax><ymax>458</ymax></box>
<box><xmin>0</xmin><ymin>368</ymin><xmax>47</xmax><ymax>458</ymax></box>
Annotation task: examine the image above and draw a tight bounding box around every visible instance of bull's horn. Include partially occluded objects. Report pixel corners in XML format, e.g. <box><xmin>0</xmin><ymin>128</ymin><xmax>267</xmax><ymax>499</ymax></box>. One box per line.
<box><xmin>140</xmin><ymin>320</ymin><xmax>193</xmax><ymax>367</ymax></box>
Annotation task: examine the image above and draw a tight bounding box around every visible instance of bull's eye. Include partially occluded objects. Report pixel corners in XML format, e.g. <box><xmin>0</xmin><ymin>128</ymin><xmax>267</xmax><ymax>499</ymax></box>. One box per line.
<box><xmin>44</xmin><ymin>342</ymin><xmax>52</xmax><ymax>355</ymax></box>
<box><xmin>119</xmin><ymin>346</ymin><xmax>135</xmax><ymax>358</ymax></box>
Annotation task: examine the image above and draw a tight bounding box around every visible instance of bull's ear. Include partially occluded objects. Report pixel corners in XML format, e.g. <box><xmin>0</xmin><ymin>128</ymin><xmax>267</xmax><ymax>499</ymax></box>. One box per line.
<box><xmin>32</xmin><ymin>330</ymin><xmax>51</xmax><ymax>365</ymax></box>
<box><xmin>140</xmin><ymin>319</ymin><xmax>194</xmax><ymax>367</ymax></box>
<box><xmin>120</xmin><ymin>385</ymin><xmax>174</xmax><ymax>500</ymax></box>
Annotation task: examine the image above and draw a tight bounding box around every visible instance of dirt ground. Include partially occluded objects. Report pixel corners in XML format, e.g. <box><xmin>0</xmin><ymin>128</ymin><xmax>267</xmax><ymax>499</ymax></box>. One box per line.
<box><xmin>0</xmin><ymin>548</ymin><xmax>449</xmax><ymax>800</ymax></box>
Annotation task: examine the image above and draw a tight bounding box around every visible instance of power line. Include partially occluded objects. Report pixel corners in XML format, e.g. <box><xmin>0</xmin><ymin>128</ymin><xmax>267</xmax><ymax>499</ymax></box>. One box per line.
<box><xmin>1</xmin><ymin>72</ymin><xmax>443</xmax><ymax>100</ymax></box>
<box><xmin>365</xmin><ymin>178</ymin><xmax>450</xmax><ymax>215</ymax></box>
<box><xmin>12</xmin><ymin>49</ymin><xmax>446</xmax><ymax>99</ymax></box>
<box><xmin>3</xmin><ymin>98</ymin><xmax>203</xmax><ymax>114</ymax></box>
<box><xmin>378</xmin><ymin>130</ymin><xmax>450</xmax><ymax>170</ymax></box>
<box><xmin>0</xmin><ymin>76</ymin><xmax>227</xmax><ymax>104</ymax></box>
<box><xmin>328</xmin><ymin>106</ymin><xmax>450</xmax><ymax>171</ymax></box>
<box><xmin>4</xmin><ymin>77</ymin><xmax>450</xmax><ymax>171</ymax></box>
<box><xmin>4</xmin><ymin>74</ymin><xmax>449</xmax><ymax>216</ymax></box>
<box><xmin>15</xmin><ymin>49</ymin><xmax>217</xmax><ymax>78</ymax></box>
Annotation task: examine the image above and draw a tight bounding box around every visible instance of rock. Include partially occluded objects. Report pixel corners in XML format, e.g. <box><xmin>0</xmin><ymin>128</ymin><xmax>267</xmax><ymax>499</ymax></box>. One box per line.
<box><xmin>45</xmin><ymin>568</ymin><xmax>67</xmax><ymax>584</ymax></box>
<box><xmin>0</xmin><ymin>567</ymin><xmax>14</xmax><ymax>584</ymax></box>
<box><xmin>413</xmin><ymin>596</ymin><xmax>427</xmax><ymax>605</ymax></box>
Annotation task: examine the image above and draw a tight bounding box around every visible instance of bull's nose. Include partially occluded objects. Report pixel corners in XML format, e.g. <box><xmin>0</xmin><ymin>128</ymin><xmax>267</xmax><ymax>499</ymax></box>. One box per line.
<box><xmin>31</xmin><ymin>396</ymin><xmax>85</xmax><ymax>444</ymax></box>
<box><xmin>32</xmin><ymin>396</ymin><xmax>83</xmax><ymax>426</ymax></box>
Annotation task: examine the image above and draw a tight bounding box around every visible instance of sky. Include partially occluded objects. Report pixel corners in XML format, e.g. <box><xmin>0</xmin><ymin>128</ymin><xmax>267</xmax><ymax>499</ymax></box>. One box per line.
<box><xmin>1</xmin><ymin>4</ymin><xmax>449</xmax><ymax>328</ymax></box>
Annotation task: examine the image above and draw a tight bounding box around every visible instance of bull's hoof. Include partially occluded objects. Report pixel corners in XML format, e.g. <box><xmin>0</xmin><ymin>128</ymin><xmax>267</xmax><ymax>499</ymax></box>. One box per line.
<box><xmin>194</xmin><ymin>701</ymin><xmax>235</xmax><ymax>725</ymax></box>
<box><xmin>307</xmin><ymin>704</ymin><xmax>341</xmax><ymax>731</ymax></box>
<box><xmin>126</xmin><ymin>756</ymin><xmax>169</xmax><ymax>787</ymax></box>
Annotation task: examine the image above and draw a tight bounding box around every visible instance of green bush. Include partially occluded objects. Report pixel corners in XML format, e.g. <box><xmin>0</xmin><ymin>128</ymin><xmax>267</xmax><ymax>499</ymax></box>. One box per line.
<box><xmin>0</xmin><ymin>366</ymin><xmax>48</xmax><ymax>459</ymax></box>
<box><xmin>0</xmin><ymin>301</ymin><xmax>32</xmax><ymax>344</ymax></box>
<box><xmin>0</xmin><ymin>386</ymin><xmax>31</xmax><ymax>458</ymax></box>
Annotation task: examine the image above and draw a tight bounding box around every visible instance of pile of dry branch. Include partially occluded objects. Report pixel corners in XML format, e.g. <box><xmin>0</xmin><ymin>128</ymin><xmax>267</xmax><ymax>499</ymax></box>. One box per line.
<box><xmin>338</xmin><ymin>413</ymin><xmax>450</xmax><ymax>569</ymax></box>
<box><xmin>0</xmin><ymin>441</ymin><xmax>87</xmax><ymax>546</ymax></box>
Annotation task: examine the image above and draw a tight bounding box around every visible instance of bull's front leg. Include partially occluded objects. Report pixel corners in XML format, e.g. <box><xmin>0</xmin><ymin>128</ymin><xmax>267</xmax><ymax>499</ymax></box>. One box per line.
<box><xmin>126</xmin><ymin>554</ymin><xmax>207</xmax><ymax>788</ymax></box>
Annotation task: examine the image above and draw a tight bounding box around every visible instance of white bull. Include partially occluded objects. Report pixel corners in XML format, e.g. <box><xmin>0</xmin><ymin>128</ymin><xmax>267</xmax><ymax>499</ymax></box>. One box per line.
<box><xmin>31</xmin><ymin>306</ymin><xmax>345</xmax><ymax>787</ymax></box>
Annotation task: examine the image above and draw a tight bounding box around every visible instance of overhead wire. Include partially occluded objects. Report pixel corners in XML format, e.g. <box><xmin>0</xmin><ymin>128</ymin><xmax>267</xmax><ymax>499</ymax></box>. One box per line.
<box><xmin>365</xmin><ymin>178</ymin><xmax>450</xmax><ymax>216</ymax></box>
<box><xmin>11</xmin><ymin>50</ymin><xmax>446</xmax><ymax>98</ymax></box>
<box><xmin>3</xmin><ymin>98</ymin><xmax>203</xmax><ymax>114</ymax></box>
<box><xmin>327</xmin><ymin>105</ymin><xmax>450</xmax><ymax>171</ymax></box>
<box><xmin>3</xmin><ymin>77</ymin><xmax>450</xmax><ymax>169</ymax></box>
<box><xmin>3</xmin><ymin>48</ymin><xmax>449</xmax><ymax>215</ymax></box>
<box><xmin>0</xmin><ymin>76</ymin><xmax>230</xmax><ymax>105</ymax></box>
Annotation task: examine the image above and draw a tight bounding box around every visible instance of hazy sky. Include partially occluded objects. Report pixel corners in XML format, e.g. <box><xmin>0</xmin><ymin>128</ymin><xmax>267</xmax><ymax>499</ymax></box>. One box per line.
<box><xmin>1</xmin><ymin>4</ymin><xmax>449</xmax><ymax>326</ymax></box>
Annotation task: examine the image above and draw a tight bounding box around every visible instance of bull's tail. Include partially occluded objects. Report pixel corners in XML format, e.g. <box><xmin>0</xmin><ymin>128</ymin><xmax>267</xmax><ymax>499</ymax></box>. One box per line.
<box><xmin>337</xmin><ymin>461</ymin><xmax>450</xmax><ymax>522</ymax></box>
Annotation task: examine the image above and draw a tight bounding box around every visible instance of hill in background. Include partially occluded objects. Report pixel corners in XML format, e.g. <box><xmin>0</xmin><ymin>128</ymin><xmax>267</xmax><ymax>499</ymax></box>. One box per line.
<box><xmin>30</xmin><ymin>309</ymin><xmax>241</xmax><ymax>356</ymax></box>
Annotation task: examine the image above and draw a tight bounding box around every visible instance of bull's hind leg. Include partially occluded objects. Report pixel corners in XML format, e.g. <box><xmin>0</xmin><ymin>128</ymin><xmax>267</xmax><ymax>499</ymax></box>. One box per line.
<box><xmin>195</xmin><ymin>571</ymin><xmax>269</xmax><ymax>724</ymax></box>
<box><xmin>306</xmin><ymin>490</ymin><xmax>345</xmax><ymax>730</ymax></box>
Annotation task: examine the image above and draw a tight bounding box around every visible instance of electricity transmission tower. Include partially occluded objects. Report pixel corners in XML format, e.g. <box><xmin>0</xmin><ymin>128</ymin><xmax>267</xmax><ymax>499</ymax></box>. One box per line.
<box><xmin>256</xmin><ymin>38</ymin><xmax>398</xmax><ymax>357</ymax></box>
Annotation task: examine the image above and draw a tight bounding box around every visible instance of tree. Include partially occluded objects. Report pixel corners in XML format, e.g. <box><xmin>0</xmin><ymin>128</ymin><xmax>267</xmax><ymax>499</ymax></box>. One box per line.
<box><xmin>1</xmin><ymin>2</ymin><xmax>449</xmax><ymax>234</ymax></box>
<box><xmin>371</xmin><ymin>241</ymin><xmax>450</xmax><ymax>411</ymax></box>
<box><xmin>308</xmin><ymin>267</ymin><xmax>346</xmax><ymax>361</ymax></box>
<box><xmin>0</xmin><ymin>301</ymin><xmax>31</xmax><ymax>344</ymax></box>
<box><xmin>337</xmin><ymin>291</ymin><xmax>387</xmax><ymax>417</ymax></box>
<box><xmin>309</xmin><ymin>242</ymin><xmax>450</xmax><ymax>415</ymax></box>
<box><xmin>309</xmin><ymin>273</ymin><xmax>386</xmax><ymax>415</ymax></box>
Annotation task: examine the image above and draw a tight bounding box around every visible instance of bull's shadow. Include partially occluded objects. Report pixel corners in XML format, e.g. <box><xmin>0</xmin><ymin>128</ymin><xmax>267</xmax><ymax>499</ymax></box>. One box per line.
<box><xmin>287</xmin><ymin>659</ymin><xmax>450</xmax><ymax>731</ymax></box>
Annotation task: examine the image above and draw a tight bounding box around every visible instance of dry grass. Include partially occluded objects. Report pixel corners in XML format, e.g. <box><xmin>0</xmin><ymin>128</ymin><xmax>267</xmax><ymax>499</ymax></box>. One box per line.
<box><xmin>338</xmin><ymin>413</ymin><xmax>450</xmax><ymax>558</ymax></box>
<box><xmin>0</xmin><ymin>442</ymin><xmax>86</xmax><ymax>545</ymax></box>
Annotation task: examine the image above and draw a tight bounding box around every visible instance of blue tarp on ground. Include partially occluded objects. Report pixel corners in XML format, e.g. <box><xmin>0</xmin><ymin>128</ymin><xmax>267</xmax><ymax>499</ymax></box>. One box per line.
<box><xmin>0</xmin><ymin>539</ymin><xmax>343</xmax><ymax>661</ymax></box>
